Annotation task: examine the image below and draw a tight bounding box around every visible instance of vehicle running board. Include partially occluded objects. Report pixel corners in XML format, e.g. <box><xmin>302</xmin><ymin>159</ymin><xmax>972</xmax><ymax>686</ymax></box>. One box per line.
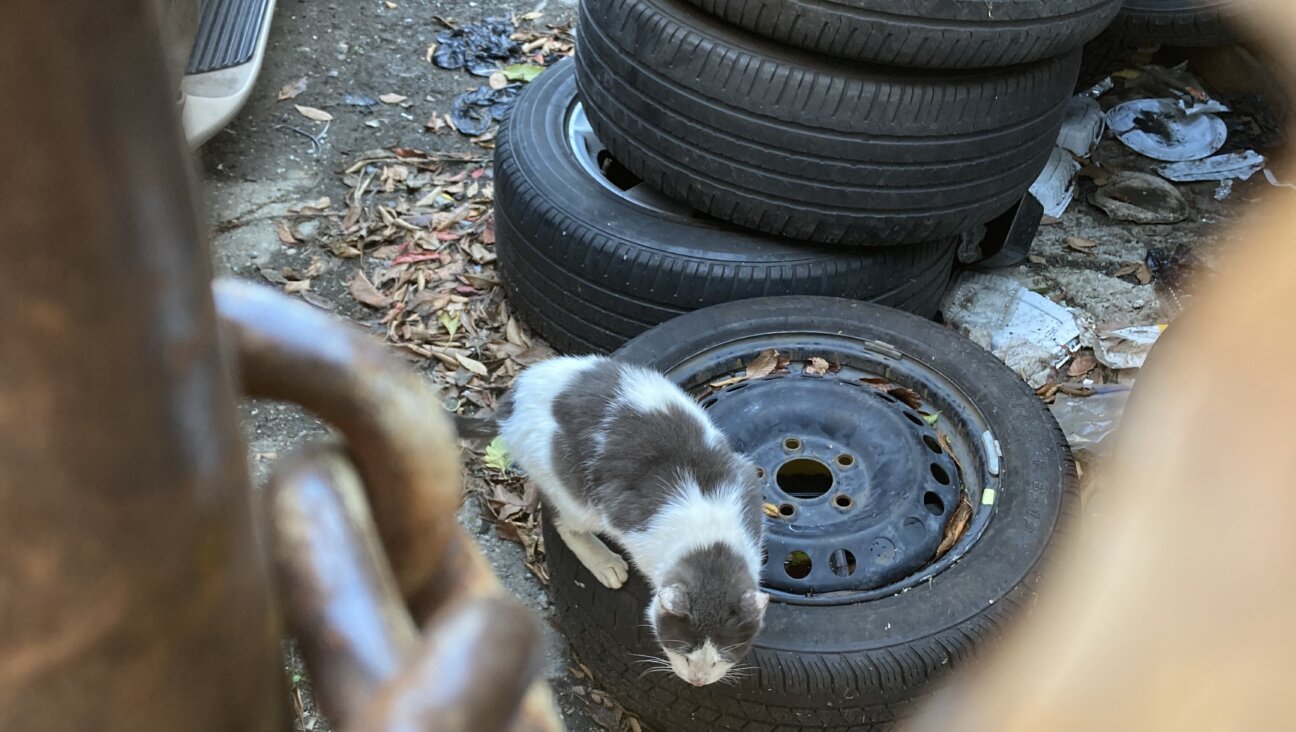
<box><xmin>186</xmin><ymin>0</ymin><xmax>274</xmax><ymax>75</ymax></box>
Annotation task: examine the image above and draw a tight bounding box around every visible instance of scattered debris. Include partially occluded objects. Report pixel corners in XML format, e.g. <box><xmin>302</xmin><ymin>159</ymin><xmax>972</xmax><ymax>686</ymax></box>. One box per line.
<box><xmin>1028</xmin><ymin>147</ymin><xmax>1082</xmax><ymax>219</ymax></box>
<box><xmin>1092</xmin><ymin>324</ymin><xmax>1165</xmax><ymax>370</ymax></box>
<box><xmin>1049</xmin><ymin>387</ymin><xmax>1132</xmax><ymax>462</ymax></box>
<box><xmin>1107</xmin><ymin>97</ymin><xmax>1228</xmax><ymax>162</ymax></box>
<box><xmin>1090</xmin><ymin>171</ymin><xmax>1189</xmax><ymax>224</ymax></box>
<box><xmin>277</xmin><ymin>76</ymin><xmax>308</xmax><ymax>101</ymax></box>
<box><xmin>1057</xmin><ymin>96</ymin><xmax>1106</xmax><ymax>157</ymax></box>
<box><xmin>451</xmin><ymin>83</ymin><xmax>524</xmax><ymax>136</ymax></box>
<box><xmin>431</xmin><ymin>17</ymin><xmax>520</xmax><ymax>77</ymax></box>
<box><xmin>940</xmin><ymin>271</ymin><xmax>1083</xmax><ymax>388</ymax></box>
<box><xmin>1155</xmin><ymin>150</ymin><xmax>1266</xmax><ymax>183</ymax></box>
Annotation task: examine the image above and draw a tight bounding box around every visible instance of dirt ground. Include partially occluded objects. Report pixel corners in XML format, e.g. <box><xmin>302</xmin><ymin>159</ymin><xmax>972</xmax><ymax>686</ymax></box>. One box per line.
<box><xmin>199</xmin><ymin>2</ymin><xmax>1274</xmax><ymax>730</ymax></box>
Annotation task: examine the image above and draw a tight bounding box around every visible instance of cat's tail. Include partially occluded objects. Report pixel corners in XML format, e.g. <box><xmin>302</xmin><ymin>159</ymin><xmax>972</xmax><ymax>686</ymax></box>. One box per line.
<box><xmin>453</xmin><ymin>413</ymin><xmax>499</xmax><ymax>441</ymax></box>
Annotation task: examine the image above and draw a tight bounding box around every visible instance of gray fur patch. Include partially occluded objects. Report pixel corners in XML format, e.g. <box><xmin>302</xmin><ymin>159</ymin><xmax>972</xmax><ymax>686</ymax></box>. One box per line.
<box><xmin>546</xmin><ymin>362</ymin><xmax>760</xmax><ymax>535</ymax></box>
<box><xmin>653</xmin><ymin>543</ymin><xmax>765</xmax><ymax>663</ymax></box>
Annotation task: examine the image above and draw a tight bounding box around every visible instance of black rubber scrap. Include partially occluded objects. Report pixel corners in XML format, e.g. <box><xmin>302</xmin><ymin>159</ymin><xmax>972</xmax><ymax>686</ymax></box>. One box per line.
<box><xmin>431</xmin><ymin>16</ymin><xmax>519</xmax><ymax>76</ymax></box>
<box><xmin>451</xmin><ymin>84</ymin><xmax>523</xmax><ymax>136</ymax></box>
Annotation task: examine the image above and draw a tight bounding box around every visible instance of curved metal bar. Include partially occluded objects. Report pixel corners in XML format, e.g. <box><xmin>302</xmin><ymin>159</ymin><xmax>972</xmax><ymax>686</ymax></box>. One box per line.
<box><xmin>353</xmin><ymin>596</ymin><xmax>544</xmax><ymax>732</ymax></box>
<box><xmin>214</xmin><ymin>278</ymin><xmax>461</xmax><ymax>604</ymax></box>
<box><xmin>218</xmin><ymin>281</ymin><xmax>564</xmax><ymax>731</ymax></box>
<box><xmin>267</xmin><ymin>443</ymin><xmax>419</xmax><ymax>721</ymax></box>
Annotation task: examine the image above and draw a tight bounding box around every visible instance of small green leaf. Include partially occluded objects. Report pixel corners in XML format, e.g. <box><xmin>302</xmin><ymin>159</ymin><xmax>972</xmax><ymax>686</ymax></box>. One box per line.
<box><xmin>291</xmin><ymin>673</ymin><xmax>302</xmax><ymax>684</ymax></box>
<box><xmin>503</xmin><ymin>63</ymin><xmax>545</xmax><ymax>83</ymax></box>
<box><xmin>922</xmin><ymin>412</ymin><xmax>941</xmax><ymax>426</ymax></box>
<box><xmin>439</xmin><ymin>311</ymin><xmax>460</xmax><ymax>338</ymax></box>
<box><xmin>484</xmin><ymin>436</ymin><xmax>512</xmax><ymax>473</ymax></box>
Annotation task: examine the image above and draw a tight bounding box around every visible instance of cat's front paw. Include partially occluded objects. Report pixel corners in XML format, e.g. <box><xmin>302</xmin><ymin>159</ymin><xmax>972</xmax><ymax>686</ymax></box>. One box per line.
<box><xmin>590</xmin><ymin>552</ymin><xmax>629</xmax><ymax>589</ymax></box>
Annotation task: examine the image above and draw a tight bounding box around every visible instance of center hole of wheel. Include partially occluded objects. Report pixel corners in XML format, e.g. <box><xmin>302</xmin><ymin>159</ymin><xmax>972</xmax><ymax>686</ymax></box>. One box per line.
<box><xmin>776</xmin><ymin>458</ymin><xmax>834</xmax><ymax>499</ymax></box>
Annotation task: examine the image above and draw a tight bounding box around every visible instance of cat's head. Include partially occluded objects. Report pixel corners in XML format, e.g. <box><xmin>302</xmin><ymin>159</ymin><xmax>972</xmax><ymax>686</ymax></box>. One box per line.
<box><xmin>649</xmin><ymin>543</ymin><xmax>770</xmax><ymax>686</ymax></box>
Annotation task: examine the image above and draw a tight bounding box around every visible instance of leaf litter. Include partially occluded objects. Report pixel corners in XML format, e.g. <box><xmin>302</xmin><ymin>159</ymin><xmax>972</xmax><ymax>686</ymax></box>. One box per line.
<box><xmin>272</xmin><ymin>131</ymin><xmax>573</xmax><ymax>582</ymax></box>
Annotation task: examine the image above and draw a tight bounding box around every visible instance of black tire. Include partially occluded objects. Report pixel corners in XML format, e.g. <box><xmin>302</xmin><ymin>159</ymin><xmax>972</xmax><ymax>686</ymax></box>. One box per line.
<box><xmin>1075</xmin><ymin>25</ymin><xmax>1134</xmax><ymax>92</ymax></box>
<box><xmin>682</xmin><ymin>0</ymin><xmax>1121</xmax><ymax>69</ymax></box>
<box><xmin>496</xmin><ymin>60</ymin><xmax>958</xmax><ymax>355</ymax></box>
<box><xmin>545</xmin><ymin>297</ymin><xmax>1078</xmax><ymax>731</ymax></box>
<box><xmin>1113</xmin><ymin>0</ymin><xmax>1236</xmax><ymax>47</ymax></box>
<box><xmin>575</xmin><ymin>0</ymin><xmax>1081</xmax><ymax>246</ymax></box>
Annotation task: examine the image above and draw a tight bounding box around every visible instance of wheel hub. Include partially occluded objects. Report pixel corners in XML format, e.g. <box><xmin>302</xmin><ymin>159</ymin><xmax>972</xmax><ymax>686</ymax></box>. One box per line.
<box><xmin>702</xmin><ymin>371</ymin><xmax>964</xmax><ymax>595</ymax></box>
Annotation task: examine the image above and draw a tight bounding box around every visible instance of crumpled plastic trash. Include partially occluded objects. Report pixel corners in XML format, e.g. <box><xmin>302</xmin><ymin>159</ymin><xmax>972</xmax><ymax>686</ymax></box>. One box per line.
<box><xmin>451</xmin><ymin>83</ymin><xmax>523</xmax><ymax>136</ymax></box>
<box><xmin>1106</xmin><ymin>97</ymin><xmax>1230</xmax><ymax>162</ymax></box>
<box><xmin>1057</xmin><ymin>96</ymin><xmax>1107</xmax><ymax>158</ymax></box>
<box><xmin>433</xmin><ymin>17</ymin><xmax>520</xmax><ymax>77</ymax></box>
<box><xmin>1092</xmin><ymin>324</ymin><xmax>1165</xmax><ymax>370</ymax></box>
<box><xmin>1050</xmin><ymin>387</ymin><xmax>1132</xmax><ymax>462</ymax></box>
<box><xmin>940</xmin><ymin>271</ymin><xmax>1083</xmax><ymax>388</ymax></box>
<box><xmin>1028</xmin><ymin>147</ymin><xmax>1083</xmax><ymax>219</ymax></box>
<box><xmin>1155</xmin><ymin>150</ymin><xmax>1266</xmax><ymax>182</ymax></box>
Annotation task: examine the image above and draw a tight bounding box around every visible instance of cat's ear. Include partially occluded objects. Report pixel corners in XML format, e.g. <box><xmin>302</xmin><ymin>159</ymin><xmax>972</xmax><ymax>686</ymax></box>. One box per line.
<box><xmin>742</xmin><ymin>590</ymin><xmax>770</xmax><ymax>617</ymax></box>
<box><xmin>659</xmin><ymin>585</ymin><xmax>689</xmax><ymax>617</ymax></box>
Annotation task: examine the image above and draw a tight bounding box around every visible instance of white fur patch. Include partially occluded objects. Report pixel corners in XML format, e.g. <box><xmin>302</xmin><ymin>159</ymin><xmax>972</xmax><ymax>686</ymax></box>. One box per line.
<box><xmin>618</xmin><ymin>475</ymin><xmax>762</xmax><ymax>585</ymax></box>
<box><xmin>614</xmin><ymin>364</ymin><xmax>728</xmax><ymax>448</ymax></box>
<box><xmin>665</xmin><ymin>640</ymin><xmax>733</xmax><ymax>686</ymax></box>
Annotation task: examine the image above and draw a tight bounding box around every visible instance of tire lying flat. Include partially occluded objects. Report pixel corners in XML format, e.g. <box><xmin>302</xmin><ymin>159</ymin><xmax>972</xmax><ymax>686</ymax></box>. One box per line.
<box><xmin>546</xmin><ymin>297</ymin><xmax>1078</xmax><ymax>731</ymax></box>
<box><xmin>1114</xmin><ymin>0</ymin><xmax>1236</xmax><ymax>47</ymax></box>
<box><xmin>575</xmin><ymin>0</ymin><xmax>1081</xmax><ymax>246</ymax></box>
<box><xmin>496</xmin><ymin>61</ymin><xmax>958</xmax><ymax>354</ymax></box>
<box><xmin>682</xmin><ymin>0</ymin><xmax>1121</xmax><ymax>69</ymax></box>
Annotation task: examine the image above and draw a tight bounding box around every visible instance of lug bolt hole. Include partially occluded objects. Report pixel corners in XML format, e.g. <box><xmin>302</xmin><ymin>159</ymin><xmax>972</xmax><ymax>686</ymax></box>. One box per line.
<box><xmin>778</xmin><ymin>503</ymin><xmax>796</xmax><ymax>517</ymax></box>
<box><xmin>783</xmin><ymin>437</ymin><xmax>801</xmax><ymax>451</ymax></box>
<box><xmin>836</xmin><ymin>453</ymin><xmax>855</xmax><ymax>467</ymax></box>
<box><xmin>833</xmin><ymin>494</ymin><xmax>853</xmax><ymax>509</ymax></box>
<box><xmin>784</xmin><ymin>551</ymin><xmax>812</xmax><ymax>579</ymax></box>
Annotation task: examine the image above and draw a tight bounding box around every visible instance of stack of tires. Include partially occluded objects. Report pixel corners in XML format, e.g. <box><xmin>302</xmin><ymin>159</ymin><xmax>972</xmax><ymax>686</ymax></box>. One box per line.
<box><xmin>497</xmin><ymin>0</ymin><xmax>1122</xmax><ymax>354</ymax></box>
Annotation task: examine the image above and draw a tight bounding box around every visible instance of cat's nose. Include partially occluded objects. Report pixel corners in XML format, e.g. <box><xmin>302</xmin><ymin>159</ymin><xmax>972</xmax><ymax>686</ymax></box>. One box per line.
<box><xmin>688</xmin><ymin>677</ymin><xmax>707</xmax><ymax>687</ymax></box>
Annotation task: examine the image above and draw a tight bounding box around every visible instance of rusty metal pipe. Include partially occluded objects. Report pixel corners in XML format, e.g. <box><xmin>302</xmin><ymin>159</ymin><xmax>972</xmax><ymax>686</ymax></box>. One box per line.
<box><xmin>0</xmin><ymin>2</ymin><xmax>286</xmax><ymax>730</ymax></box>
<box><xmin>219</xmin><ymin>281</ymin><xmax>564</xmax><ymax>731</ymax></box>
<box><xmin>215</xmin><ymin>279</ymin><xmax>461</xmax><ymax>603</ymax></box>
<box><xmin>267</xmin><ymin>444</ymin><xmax>420</xmax><ymax>720</ymax></box>
<box><xmin>268</xmin><ymin>443</ymin><xmax>544</xmax><ymax>732</ymax></box>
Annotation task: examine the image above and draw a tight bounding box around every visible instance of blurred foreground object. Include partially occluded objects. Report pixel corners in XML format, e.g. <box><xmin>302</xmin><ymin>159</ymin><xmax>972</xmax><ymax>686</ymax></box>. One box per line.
<box><xmin>0</xmin><ymin>2</ymin><xmax>561</xmax><ymax>730</ymax></box>
<box><xmin>906</xmin><ymin>1</ymin><xmax>1296</xmax><ymax>729</ymax></box>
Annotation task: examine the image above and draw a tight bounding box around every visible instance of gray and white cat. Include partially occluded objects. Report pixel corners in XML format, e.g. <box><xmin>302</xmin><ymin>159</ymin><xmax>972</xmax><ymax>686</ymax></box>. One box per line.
<box><xmin>458</xmin><ymin>355</ymin><xmax>768</xmax><ymax>686</ymax></box>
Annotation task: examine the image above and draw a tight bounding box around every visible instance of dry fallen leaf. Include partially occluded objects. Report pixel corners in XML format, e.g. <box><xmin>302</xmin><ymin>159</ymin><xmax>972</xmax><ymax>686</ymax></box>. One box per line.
<box><xmin>294</xmin><ymin>104</ymin><xmax>333</xmax><ymax>122</ymax></box>
<box><xmin>348</xmin><ymin>270</ymin><xmax>391</xmax><ymax>309</ymax></box>
<box><xmin>934</xmin><ymin>496</ymin><xmax>974</xmax><ymax>560</ymax></box>
<box><xmin>456</xmin><ymin>354</ymin><xmax>489</xmax><ymax>377</ymax></box>
<box><xmin>1068</xmin><ymin>354</ymin><xmax>1098</xmax><ymax>378</ymax></box>
<box><xmin>275</xmin><ymin>221</ymin><xmax>297</xmax><ymax>245</ymax></box>
<box><xmin>277</xmin><ymin>76</ymin><xmax>308</xmax><ymax>101</ymax></box>
<box><xmin>488</xmin><ymin>72</ymin><xmax>509</xmax><ymax>90</ymax></box>
<box><xmin>1065</xmin><ymin>236</ymin><xmax>1098</xmax><ymax>254</ymax></box>
<box><xmin>379</xmin><ymin>93</ymin><xmax>408</xmax><ymax>104</ymax></box>
<box><xmin>762</xmin><ymin>502</ymin><xmax>781</xmax><ymax>519</ymax></box>
<box><xmin>804</xmin><ymin>357</ymin><xmax>830</xmax><ymax>376</ymax></box>
<box><xmin>1136</xmin><ymin>262</ymin><xmax>1153</xmax><ymax>285</ymax></box>
<box><xmin>888</xmin><ymin>386</ymin><xmax>924</xmax><ymax>410</ymax></box>
<box><xmin>745</xmin><ymin>349</ymin><xmax>779</xmax><ymax>379</ymax></box>
<box><xmin>1112</xmin><ymin>262</ymin><xmax>1141</xmax><ymax>278</ymax></box>
<box><xmin>1028</xmin><ymin>254</ymin><xmax>1048</xmax><ymax>265</ymax></box>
